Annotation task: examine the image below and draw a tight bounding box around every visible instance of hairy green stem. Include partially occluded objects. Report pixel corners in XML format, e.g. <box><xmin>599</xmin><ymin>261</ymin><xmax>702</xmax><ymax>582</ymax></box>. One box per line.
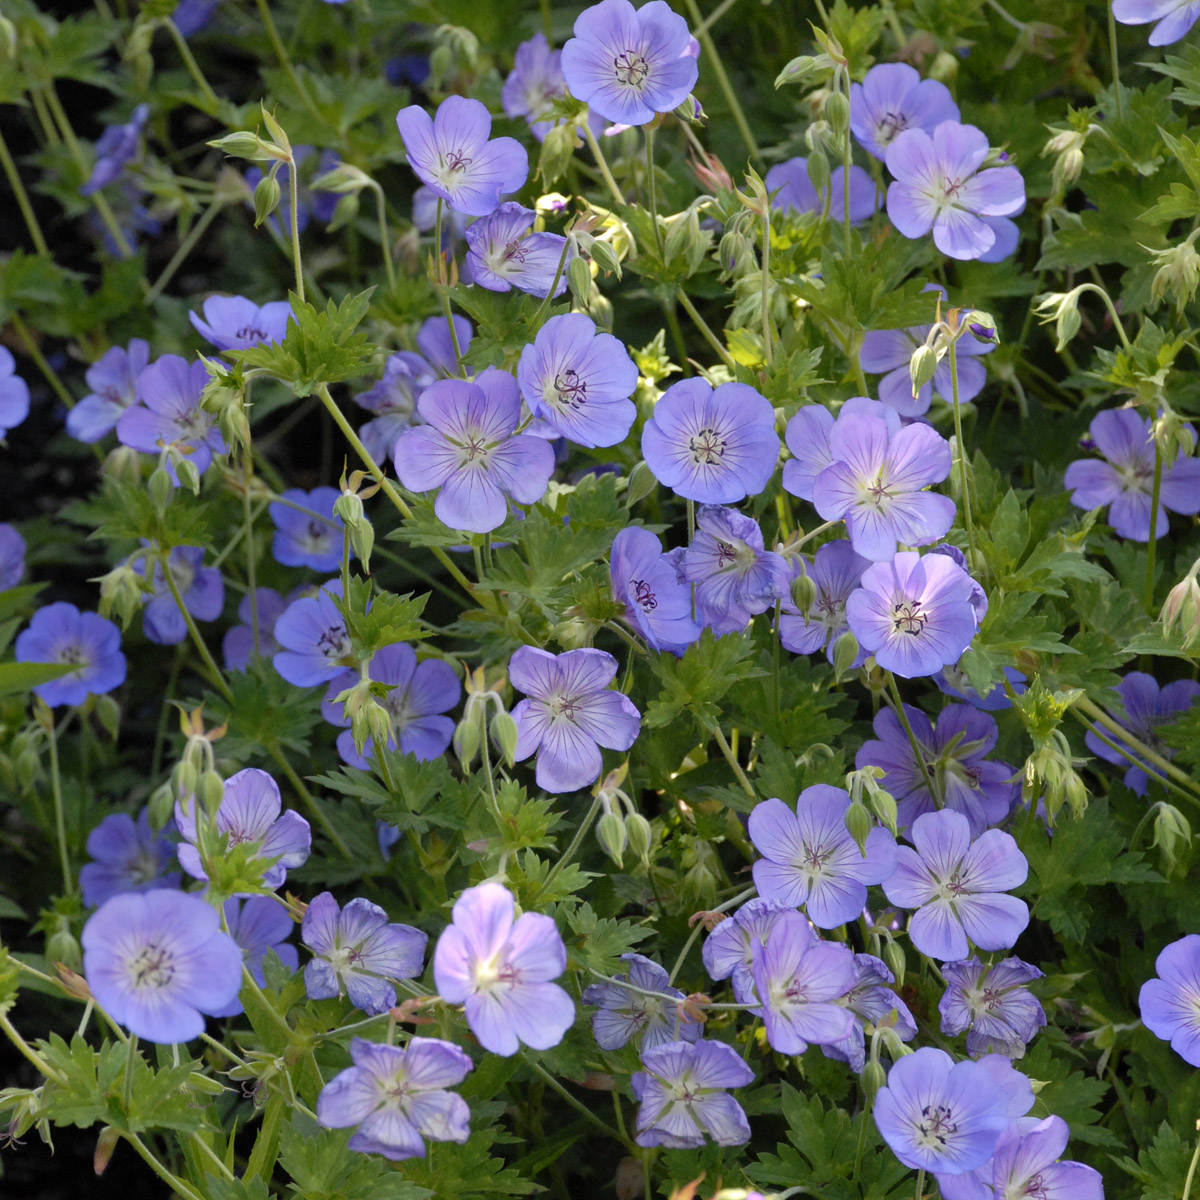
<box><xmin>10</xmin><ymin>312</ymin><xmax>76</xmax><ymax>410</ymax></box>
<box><xmin>1145</xmin><ymin>437</ymin><xmax>1163</xmax><ymax>616</ymax></box>
<box><xmin>581</xmin><ymin>121</ymin><xmax>625</xmax><ymax>207</ymax></box>
<box><xmin>160</xmin><ymin>553</ymin><xmax>234</xmax><ymax>704</ymax></box>
<box><xmin>1183</xmin><ymin>1121</ymin><xmax>1200</xmax><ymax>1200</ymax></box>
<box><xmin>0</xmin><ymin>1010</ymin><xmax>68</xmax><ymax>1085</ymax></box>
<box><xmin>0</xmin><ymin>126</ymin><xmax>48</xmax><ymax>254</ymax></box>
<box><xmin>884</xmin><ymin>673</ymin><xmax>941</xmax><ymax>807</ymax></box>
<box><xmin>242</xmin><ymin>453</ymin><xmax>261</xmax><ymax>658</ymax></box>
<box><xmin>676</xmin><ymin>290</ymin><xmax>736</xmax><ymax>370</ymax></box>
<box><xmin>163</xmin><ymin>17</ymin><xmax>221</xmax><ymax>110</ymax></box>
<box><xmin>761</xmin><ymin>205</ymin><xmax>774</xmax><ymax>366</ymax></box>
<box><xmin>1073</xmin><ymin>696</ymin><xmax>1200</xmax><ymax>799</ymax></box>
<box><xmin>681</xmin><ymin>0</ymin><xmax>761</xmax><ymax>165</ymax></box>
<box><xmin>126</xmin><ymin>1132</ymin><xmax>205</xmax><ymax>1200</ymax></box>
<box><xmin>709</xmin><ymin>722</ymin><xmax>756</xmax><ymax>798</ymax></box>
<box><xmin>253</xmin><ymin>0</ymin><xmax>323</xmax><ymax>124</ymax></box>
<box><xmin>538</xmin><ymin>796</ymin><xmax>603</xmax><ymax>903</ymax></box>
<box><xmin>44</xmin><ymin>712</ymin><xmax>72</xmax><ymax>895</ymax></box>
<box><xmin>369</xmin><ymin>182</ymin><xmax>397</xmax><ymax>292</ymax></box>
<box><xmin>287</xmin><ymin>153</ymin><xmax>305</xmax><ymax>301</ymax></box>
<box><xmin>268</xmin><ymin>739</ymin><xmax>353</xmax><ymax>858</ymax></box>
<box><xmin>1108</xmin><ymin>4</ymin><xmax>1124</xmax><ymax>120</ymax></box>
<box><xmin>948</xmin><ymin>338</ymin><xmax>979</xmax><ymax>569</ymax></box>
<box><xmin>645</xmin><ymin>126</ymin><xmax>665</xmax><ymax>259</ymax></box>
<box><xmin>146</xmin><ymin>200</ymin><xmax>224</xmax><ymax>305</ymax></box>
<box><xmin>525</xmin><ymin>1058</ymin><xmax>632</xmax><ymax>1149</ymax></box>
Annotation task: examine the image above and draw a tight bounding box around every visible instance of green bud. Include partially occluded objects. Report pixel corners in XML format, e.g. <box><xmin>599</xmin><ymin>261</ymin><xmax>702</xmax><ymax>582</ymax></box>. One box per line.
<box><xmin>663</xmin><ymin>211</ymin><xmax>692</xmax><ymax>269</ymax></box>
<box><xmin>311</xmin><ymin>162</ymin><xmax>373</xmax><ymax>196</ymax></box>
<box><xmin>98</xmin><ymin>563</ymin><xmax>144</xmax><ymax>629</ymax></box>
<box><xmin>962</xmin><ymin>309</ymin><xmax>999</xmax><ymax>345</ymax></box>
<box><xmin>1153</xmin><ymin>803</ymin><xmax>1192</xmax><ymax>876</ymax></box>
<box><xmin>207</xmin><ymin>131</ymin><xmax>269</xmax><ymax>160</ymax></box>
<box><xmin>567</xmin><ymin>255</ymin><xmax>593</xmax><ymax>306</ymax></box>
<box><xmin>843</xmin><ymin>801</ymin><xmax>874</xmax><ymax>856</ymax></box>
<box><xmin>718</xmin><ymin>231</ymin><xmax>755</xmax><ymax>279</ymax></box>
<box><xmin>327</xmin><ymin>191</ymin><xmax>361</xmax><ymax>232</ymax></box>
<box><xmin>589</xmin><ymin>237</ymin><xmax>623</xmax><ymax>280</ymax></box>
<box><xmin>260</xmin><ymin>106</ymin><xmax>291</xmax><ymax>155</ymax></box>
<box><xmin>148</xmin><ymin>467</ymin><xmax>174</xmax><ymax>516</ymax></box>
<box><xmin>173</xmin><ymin>759</ymin><xmax>198</xmax><ymax>801</ymax></box>
<box><xmin>625</xmin><ymin>460</ymin><xmax>659</xmax><ymax>509</ymax></box>
<box><xmin>102</xmin><ymin>444</ymin><xmax>143</xmax><ymax>485</ymax></box>
<box><xmin>253</xmin><ymin>173</ymin><xmax>282</xmax><ymax>227</ymax></box>
<box><xmin>491</xmin><ymin>711</ymin><xmax>520</xmax><ymax>768</ymax></box>
<box><xmin>454</xmin><ymin>712</ymin><xmax>482</xmax><ymax>770</ymax></box>
<box><xmin>861</xmin><ymin>1060</ymin><xmax>887</xmax><ymax>1102</ymax></box>
<box><xmin>908</xmin><ymin>344</ymin><xmax>939</xmax><ymax>397</ymax></box>
<box><xmin>0</xmin><ymin>16</ymin><xmax>17</xmax><ymax>64</ymax></box>
<box><xmin>176</xmin><ymin>456</ymin><xmax>202</xmax><ymax>496</ymax></box>
<box><xmin>93</xmin><ymin>1125</ymin><xmax>120</xmax><ymax>1176</ymax></box>
<box><xmin>831</xmin><ymin>630</ymin><xmax>860</xmax><ymax>682</ymax></box>
<box><xmin>825</xmin><ymin>91</ymin><xmax>850</xmax><ymax>140</ymax></box>
<box><xmin>184</xmin><ymin>1071</ymin><xmax>229</xmax><ymax>1097</ymax></box>
<box><xmin>428</xmin><ymin>44</ymin><xmax>453</xmax><ymax>90</ymax></box>
<box><xmin>928</xmin><ymin>49</ymin><xmax>959</xmax><ymax>85</ymax></box>
<box><xmin>597</xmin><ymin>812</ymin><xmax>628</xmax><ymax>867</ymax></box>
<box><xmin>199</xmin><ymin>770</ymin><xmax>225</xmax><ymax>816</ymax></box>
<box><xmin>625</xmin><ymin>812</ymin><xmax>653</xmax><ymax>863</ymax></box>
<box><xmin>538</xmin><ymin>121</ymin><xmax>577</xmax><ymax>188</ymax></box>
<box><xmin>774</xmin><ymin>54</ymin><xmax>819</xmax><ymax>90</ymax></box>
<box><xmin>94</xmin><ymin>695</ymin><xmax>120</xmax><ymax>743</ymax></box>
<box><xmin>147</xmin><ymin>781</ymin><xmax>175</xmax><ymax>831</ymax></box>
<box><xmin>866</xmin><ymin>783</ymin><xmax>899</xmax><ymax>837</ymax></box>
<box><xmin>805</xmin><ymin>147</ymin><xmax>831</xmax><ymax>199</ymax></box>
<box><xmin>15</xmin><ymin>748</ymin><xmax>41</xmax><ymax>791</ymax></box>
<box><xmin>47</xmin><ymin>926</ymin><xmax>82</xmax><ymax>972</ymax></box>
<box><xmin>883</xmin><ymin>939</ymin><xmax>906</xmax><ymax>988</ymax></box>
<box><xmin>672</xmin><ymin>95</ymin><xmax>703</xmax><ymax>126</ymax></box>
<box><xmin>789</xmin><ymin>569</ymin><xmax>817</xmax><ymax>615</ymax></box>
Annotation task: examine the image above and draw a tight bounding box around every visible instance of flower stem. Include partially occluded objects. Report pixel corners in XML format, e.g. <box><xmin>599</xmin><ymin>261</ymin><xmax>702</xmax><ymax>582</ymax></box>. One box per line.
<box><xmin>146</xmin><ymin>199</ymin><xmax>225</xmax><ymax>305</ymax></box>
<box><xmin>676</xmin><ymin>289</ymin><xmax>736</xmax><ymax>370</ymax></box>
<box><xmin>369</xmin><ymin>182</ymin><xmax>397</xmax><ymax>293</ymax></box>
<box><xmin>0</xmin><ymin>125</ymin><xmax>48</xmax><ymax>254</ymax></box>
<box><xmin>163</xmin><ymin>17</ymin><xmax>221</xmax><ymax>111</ymax></box>
<box><xmin>914</xmin><ymin>1167</ymin><xmax>925</xmax><ymax>1200</ymax></box>
<box><xmin>645</xmin><ymin>126</ymin><xmax>665</xmax><ymax>260</ymax></box>
<box><xmin>43</xmin><ymin>709</ymin><xmax>73</xmax><ymax>895</ymax></box>
<box><xmin>1107</xmin><ymin>4</ymin><xmax>1124</xmax><ymax>121</ymax></box>
<box><xmin>708</xmin><ymin>722</ymin><xmax>756</xmax><ymax>799</ymax></box>
<box><xmin>267</xmin><ymin>739</ymin><xmax>353</xmax><ymax>859</ymax></box>
<box><xmin>581</xmin><ymin>122</ymin><xmax>625</xmax><ymax>208</ymax></box>
<box><xmin>681</xmin><ymin>0</ymin><xmax>762</xmax><ymax>165</ymax></box>
<box><xmin>884</xmin><ymin>672</ymin><xmax>941</xmax><ymax>808</ymax></box>
<box><xmin>1145</xmin><ymin>437</ymin><xmax>1163</xmax><ymax>616</ymax></box>
<box><xmin>947</xmin><ymin>339</ymin><xmax>979</xmax><ymax>570</ymax></box>
<box><xmin>125</xmin><ymin>1132</ymin><xmax>206</xmax><ymax>1200</ymax></box>
<box><xmin>253</xmin><ymin>0</ymin><xmax>323</xmax><ymax>125</ymax></box>
<box><xmin>1076</xmin><ymin>283</ymin><xmax>1132</xmax><ymax>350</ymax></box>
<box><xmin>314</xmin><ymin>384</ymin><xmax>492</xmax><ymax>610</ymax></box>
<box><xmin>530</xmin><ymin>236</ymin><xmax>573</xmax><ymax>329</ymax></box>
<box><xmin>242</xmin><ymin>453</ymin><xmax>261</xmax><ymax>658</ymax></box>
<box><xmin>1183</xmin><ymin>1120</ymin><xmax>1200</xmax><ymax>1200</ymax></box>
<box><xmin>160</xmin><ymin>554</ymin><xmax>235</xmax><ymax>704</ymax></box>
<box><xmin>525</xmin><ymin>1058</ymin><xmax>632</xmax><ymax>1149</ymax></box>
<box><xmin>0</xmin><ymin>1009</ymin><xmax>68</xmax><ymax>1085</ymax></box>
<box><xmin>287</xmin><ymin>153</ymin><xmax>305</xmax><ymax>302</ymax></box>
<box><xmin>538</xmin><ymin>795</ymin><xmax>603</xmax><ymax>903</ymax></box>
<box><xmin>760</xmin><ymin>204</ymin><xmax>775</xmax><ymax>366</ymax></box>
<box><xmin>10</xmin><ymin>312</ymin><xmax>76</xmax><ymax>411</ymax></box>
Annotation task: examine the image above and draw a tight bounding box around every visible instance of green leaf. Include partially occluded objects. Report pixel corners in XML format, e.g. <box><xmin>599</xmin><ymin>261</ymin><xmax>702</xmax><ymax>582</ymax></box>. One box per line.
<box><xmin>339</xmin><ymin>579</ymin><xmax>429</xmax><ymax>658</ymax></box>
<box><xmin>0</xmin><ymin>660</ymin><xmax>76</xmax><ymax>697</ymax></box>
<box><xmin>644</xmin><ymin>628</ymin><xmax>764</xmax><ymax>732</ymax></box>
<box><xmin>233</xmin><ymin>290</ymin><xmax>375</xmax><ymax>397</ymax></box>
<box><xmin>566</xmin><ymin>902</ymin><xmax>651</xmax><ymax>976</ymax></box>
<box><xmin>279</xmin><ymin>1122</ymin><xmax>432</xmax><ymax>1200</ymax></box>
<box><xmin>1113</xmin><ymin>1119</ymin><xmax>1196</xmax><ymax>1199</ymax></box>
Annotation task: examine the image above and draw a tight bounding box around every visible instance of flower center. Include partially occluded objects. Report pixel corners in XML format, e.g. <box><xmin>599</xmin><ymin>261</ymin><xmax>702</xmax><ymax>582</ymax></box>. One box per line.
<box><xmin>915</xmin><ymin>1103</ymin><xmax>958</xmax><ymax>1150</ymax></box>
<box><xmin>459</xmin><ymin>434</ymin><xmax>492</xmax><ymax>466</ymax></box>
<box><xmin>613</xmin><ymin>50</ymin><xmax>650</xmax><ymax>89</ymax></box>
<box><xmin>58</xmin><ymin>643</ymin><xmax>86</xmax><ymax>667</ymax></box>
<box><xmin>553</xmin><ymin>368</ymin><xmax>588</xmax><ymax>410</ymax></box>
<box><xmin>878</xmin><ymin>111</ymin><xmax>909</xmax><ymax>142</ymax></box>
<box><xmin>1021</xmin><ymin>1173</ymin><xmax>1051</xmax><ymax>1199</ymax></box>
<box><xmin>688</xmin><ymin>426</ymin><xmax>726</xmax><ymax>465</ymax></box>
<box><xmin>129</xmin><ymin>941</ymin><xmax>175</xmax><ymax>990</ymax></box>
<box><xmin>317</xmin><ymin>622</ymin><xmax>352</xmax><ymax>660</ymax></box>
<box><xmin>234</xmin><ymin>324</ymin><xmax>268</xmax><ymax>342</ymax></box>
<box><xmin>802</xmin><ymin>842</ymin><xmax>832</xmax><ymax>874</ymax></box>
<box><xmin>863</xmin><ymin>475</ymin><xmax>893</xmax><ymax>507</ymax></box>
<box><xmin>892</xmin><ymin>600</ymin><xmax>927</xmax><ymax>636</ymax></box>
<box><xmin>938</xmin><ymin>870</ymin><xmax>969</xmax><ymax>900</ymax></box>
<box><xmin>444</xmin><ymin>148</ymin><xmax>473</xmax><ymax>174</ymax></box>
<box><xmin>630</xmin><ymin>578</ymin><xmax>657</xmax><ymax>611</ymax></box>
<box><xmin>307</xmin><ymin>520</ymin><xmax>329</xmax><ymax>543</ymax></box>
<box><xmin>549</xmin><ymin>694</ymin><xmax>580</xmax><ymax>722</ymax></box>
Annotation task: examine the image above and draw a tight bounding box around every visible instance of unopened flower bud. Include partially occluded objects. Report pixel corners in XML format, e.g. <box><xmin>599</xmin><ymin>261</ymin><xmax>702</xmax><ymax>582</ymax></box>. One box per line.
<box><xmin>0</xmin><ymin>16</ymin><xmax>17</xmax><ymax>64</ymax></box>
<box><xmin>789</xmin><ymin>570</ymin><xmax>817</xmax><ymax>614</ymax></box>
<box><xmin>1148</xmin><ymin>231</ymin><xmax>1200</xmax><ymax>317</ymax></box>
<box><xmin>46</xmin><ymin>926</ymin><xmax>81</xmax><ymax>973</ymax></box>
<box><xmin>253</xmin><ymin>173</ymin><xmax>281</xmax><ymax>227</ymax></box>
<box><xmin>625</xmin><ymin>811</ymin><xmax>653</xmax><ymax>863</ymax></box>
<box><xmin>98</xmin><ymin>563</ymin><xmax>144</xmax><ymax>629</ymax></box>
<box><xmin>148</xmin><ymin>781</ymin><xmax>175</xmax><ymax>830</ymax></box>
<box><xmin>825</xmin><ymin>90</ymin><xmax>850</xmax><ymax>140</ymax></box>
<box><xmin>312</xmin><ymin>162</ymin><xmax>373</xmax><ymax>196</ymax></box>
<box><xmin>589</xmin><ymin>237</ymin><xmax>623</xmax><ymax>279</ymax></box>
<box><xmin>861</xmin><ymin>1060</ymin><xmax>887</xmax><ymax>1102</ymax></box>
<box><xmin>102</xmin><ymin>444</ymin><xmax>142</xmax><ymax>485</ymax></box>
<box><xmin>883</xmin><ymin>939</ymin><xmax>906</xmax><ymax>988</ymax></box>
<box><xmin>774</xmin><ymin>54</ymin><xmax>819</xmax><ymax>90</ymax></box>
<box><xmin>94</xmin><ymin>1126</ymin><xmax>120</xmax><ymax>1176</ymax></box>
<box><xmin>928</xmin><ymin>49</ymin><xmax>958</xmax><ymax>85</ymax></box>
<box><xmin>454</xmin><ymin>711</ymin><xmax>482</xmax><ymax>770</ymax></box>
<box><xmin>672</xmin><ymin>94</ymin><xmax>704</xmax><ymax>126</ymax></box>
<box><xmin>567</xmin><ymin>254</ymin><xmax>593</xmax><ymax>305</ymax></box>
<box><xmin>148</xmin><ymin>467</ymin><xmax>173</xmax><ymax>515</ymax></box>
<box><xmin>173</xmin><ymin>759</ymin><xmax>198</xmax><ymax>801</ymax></box>
<box><xmin>908</xmin><ymin>344</ymin><xmax>939</xmax><ymax>398</ymax></box>
<box><xmin>207</xmin><ymin>131</ymin><xmax>268</xmax><ymax>160</ymax></box>
<box><xmin>175</xmin><ymin>456</ymin><xmax>202</xmax><ymax>496</ymax></box>
<box><xmin>491</xmin><ymin>711</ymin><xmax>519</xmax><ymax>767</ymax></box>
<box><xmin>199</xmin><ymin>769</ymin><xmax>225</xmax><ymax>816</ymax></box>
<box><xmin>15</xmin><ymin>747</ymin><xmax>41</xmax><ymax>790</ymax></box>
<box><xmin>596</xmin><ymin>812</ymin><xmax>628</xmax><ymax>867</ymax></box>
<box><xmin>1161</xmin><ymin>569</ymin><xmax>1200</xmax><ymax>646</ymax></box>
<box><xmin>94</xmin><ymin>694</ymin><xmax>121</xmax><ymax>742</ymax></box>
<box><xmin>1153</xmin><ymin>803</ymin><xmax>1192</xmax><ymax>876</ymax></box>
<box><xmin>866</xmin><ymin>783</ymin><xmax>899</xmax><ymax>836</ymax></box>
<box><xmin>805</xmin><ymin>145</ymin><xmax>831</xmax><ymax>197</ymax></box>
<box><xmin>844</xmin><ymin>801</ymin><xmax>874</xmax><ymax>855</ymax></box>
<box><xmin>537</xmin><ymin>121</ymin><xmax>577</xmax><ymax>188</ymax></box>
<box><xmin>624</xmin><ymin>460</ymin><xmax>658</xmax><ymax>509</ymax></box>
<box><xmin>962</xmin><ymin>309</ymin><xmax>999</xmax><ymax>344</ymax></box>
<box><xmin>832</xmin><ymin>630</ymin><xmax>860</xmax><ymax>681</ymax></box>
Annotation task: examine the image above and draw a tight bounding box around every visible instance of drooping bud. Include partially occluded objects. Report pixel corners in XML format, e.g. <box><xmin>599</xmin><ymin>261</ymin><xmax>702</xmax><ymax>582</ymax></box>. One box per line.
<box><xmin>1032</xmin><ymin>288</ymin><xmax>1084</xmax><ymax>352</ymax></box>
<box><xmin>789</xmin><ymin>569</ymin><xmax>817</xmax><ymax>615</ymax></box>
<box><xmin>199</xmin><ymin>769</ymin><xmax>225</xmax><ymax>816</ymax></box>
<box><xmin>147</xmin><ymin>781</ymin><xmax>175</xmax><ymax>831</ymax></box>
<box><xmin>253</xmin><ymin>173</ymin><xmax>282</xmax><ymax>228</ymax></box>
<box><xmin>148</xmin><ymin>467</ymin><xmax>173</xmax><ymax>516</ymax></box>
<box><xmin>491</xmin><ymin>711</ymin><xmax>519</xmax><ymax>767</ymax></box>
<box><xmin>908</xmin><ymin>343</ymin><xmax>939</xmax><ymax>398</ymax></box>
<box><xmin>596</xmin><ymin>812</ymin><xmax>628</xmax><ymax>867</ymax></box>
<box><xmin>94</xmin><ymin>695</ymin><xmax>121</xmax><ymax>743</ymax></box>
<box><xmin>625</xmin><ymin>811</ymin><xmax>653</xmax><ymax>863</ymax></box>
<box><xmin>831</xmin><ymin>630</ymin><xmax>860</xmax><ymax>682</ymax></box>
<box><xmin>825</xmin><ymin>90</ymin><xmax>850</xmax><ymax>141</ymax></box>
<box><xmin>883</xmin><ymin>939</ymin><xmax>906</xmax><ymax>988</ymax></box>
<box><xmin>567</xmin><ymin>255</ymin><xmax>593</xmax><ymax>306</ymax></box>
<box><xmin>843</xmin><ymin>801</ymin><xmax>874</xmax><ymax>856</ymax></box>
<box><xmin>94</xmin><ymin>1126</ymin><xmax>120</xmax><ymax>1176</ymax></box>
<box><xmin>805</xmin><ymin>145</ymin><xmax>831</xmax><ymax>198</ymax></box>
<box><xmin>98</xmin><ymin>563</ymin><xmax>144</xmax><ymax>629</ymax></box>
<box><xmin>1152</xmin><ymin>802</ymin><xmax>1193</xmax><ymax>877</ymax></box>
<box><xmin>861</xmin><ymin>1060</ymin><xmax>887</xmax><ymax>1102</ymax></box>
<box><xmin>538</xmin><ymin>121</ymin><xmax>578</xmax><ymax>188</ymax></box>
<box><xmin>624</xmin><ymin>460</ymin><xmax>659</xmax><ymax>509</ymax></box>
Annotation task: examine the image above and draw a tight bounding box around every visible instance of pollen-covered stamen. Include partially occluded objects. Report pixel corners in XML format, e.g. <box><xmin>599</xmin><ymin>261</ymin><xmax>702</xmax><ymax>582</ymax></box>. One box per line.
<box><xmin>550</xmin><ymin>694</ymin><xmax>581</xmax><ymax>723</ymax></box>
<box><xmin>915</xmin><ymin>1102</ymin><xmax>958</xmax><ymax>1149</ymax></box>
<box><xmin>688</xmin><ymin>426</ymin><xmax>727</xmax><ymax>465</ymax></box>
<box><xmin>613</xmin><ymin>50</ymin><xmax>650</xmax><ymax>89</ymax></box>
<box><xmin>802</xmin><ymin>843</ymin><xmax>833</xmax><ymax>873</ymax></box>
<box><xmin>892</xmin><ymin>600</ymin><xmax>927</xmax><ymax>636</ymax></box>
<box><xmin>129</xmin><ymin>942</ymin><xmax>175</xmax><ymax>989</ymax></box>
<box><xmin>879</xmin><ymin>111</ymin><xmax>909</xmax><ymax>142</ymax></box>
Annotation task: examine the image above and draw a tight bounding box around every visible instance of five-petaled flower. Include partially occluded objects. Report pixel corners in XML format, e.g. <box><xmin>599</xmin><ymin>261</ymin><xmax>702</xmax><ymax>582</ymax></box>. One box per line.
<box><xmin>939</xmin><ymin>956</ymin><xmax>1046</xmax><ymax>1060</ymax></box>
<box><xmin>317</xmin><ymin>1037</ymin><xmax>473</xmax><ymax>1160</ymax></box>
<box><xmin>433</xmin><ymin>882</ymin><xmax>575</xmax><ymax>1056</ymax></box>
<box><xmin>394</xmin><ymin>368</ymin><xmax>556</xmax><ymax>535</ymax></box>
<box><xmin>15</xmin><ymin>602</ymin><xmax>127</xmax><ymax>708</ymax></box>
<box><xmin>631</xmin><ymin>1039</ymin><xmax>754</xmax><ymax>1148</ymax></box>
<box><xmin>396</xmin><ymin>95</ymin><xmax>529</xmax><ymax>217</ymax></box>
<box><xmin>581</xmin><ymin>953</ymin><xmax>702</xmax><ymax>1051</ymax></box>
<box><xmin>509</xmin><ymin>645</ymin><xmax>641</xmax><ymax>792</ymax></box>
<box><xmin>850</xmin><ymin>63</ymin><xmax>960</xmax><ymax>161</ymax></box>
<box><xmin>303</xmin><ymin>891</ymin><xmax>428</xmax><ymax>1015</ymax></box>
<box><xmin>561</xmin><ymin>0</ymin><xmax>699</xmax><ymax>127</ymax></box>
<box><xmin>464</xmin><ymin>202</ymin><xmax>572</xmax><ymax>298</ymax></box>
